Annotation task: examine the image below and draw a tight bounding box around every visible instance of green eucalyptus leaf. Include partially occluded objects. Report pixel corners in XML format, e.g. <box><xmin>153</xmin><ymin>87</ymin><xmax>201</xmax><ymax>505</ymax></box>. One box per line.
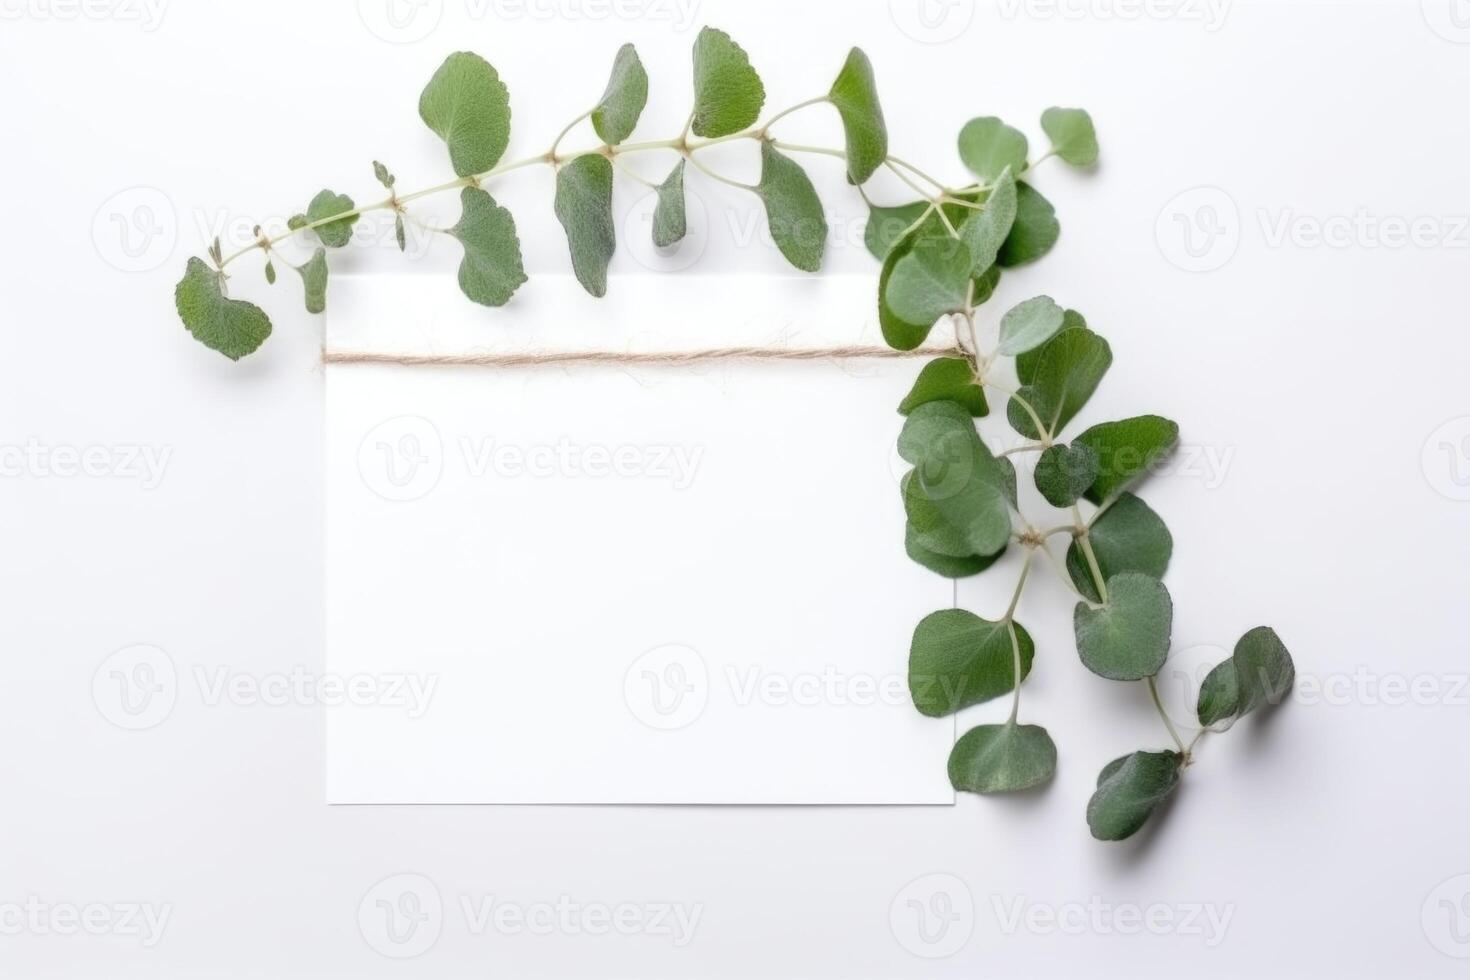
<box><xmin>1073</xmin><ymin>572</ymin><xmax>1172</xmax><ymax>681</ymax></box>
<box><xmin>174</xmin><ymin>257</ymin><xmax>272</xmax><ymax>361</ymax></box>
<box><xmin>758</xmin><ymin>142</ymin><xmax>827</xmax><ymax>272</ymax></box>
<box><xmin>1016</xmin><ymin>309</ymin><xmax>1085</xmax><ymax>385</ymax></box>
<box><xmin>999</xmin><ymin>182</ymin><xmax>1060</xmax><ymax>267</ymax></box>
<box><xmin>1067</xmin><ymin>493</ymin><xmax>1173</xmax><ymax>603</ymax></box>
<box><xmin>997</xmin><ymin>295</ymin><xmax>1066</xmax><ymax>356</ymax></box>
<box><xmin>1232</xmin><ymin>626</ymin><xmax>1296</xmax><ymax>715</ymax></box>
<box><xmin>419</xmin><ymin>51</ymin><xmax>512</xmax><ymax>177</ymax></box>
<box><xmin>554</xmin><ymin>154</ymin><xmax>617</xmax><ymax>297</ymax></box>
<box><xmin>1006</xmin><ymin>326</ymin><xmax>1112</xmax><ymax>440</ymax></box>
<box><xmin>899</xmin><ymin>358</ymin><xmax>987</xmax><ymax>417</ymax></box>
<box><xmin>1087</xmin><ymin>750</ymin><xmax>1182</xmax><ymax>841</ymax></box>
<box><xmin>950</xmin><ymin>723</ymin><xmax>1057</xmax><ymax>794</ymax></box>
<box><xmin>879</xmin><ymin>233</ymin><xmax>928</xmax><ymax>351</ymax></box>
<box><xmin>971</xmin><ymin>263</ymin><xmax>1002</xmax><ymax>307</ymax></box>
<box><xmin>691</xmin><ymin>27</ymin><xmax>764</xmax><ymax>138</ymax></box>
<box><xmin>899</xmin><ymin>402</ymin><xmax>1012</xmax><ymax>557</ymax></box>
<box><xmin>592</xmin><ymin>43</ymin><xmax>648</xmax><ymax>145</ymax></box>
<box><xmin>1196</xmin><ymin>660</ymin><xmax>1240</xmax><ymax>728</ymax></box>
<box><xmin>394</xmin><ymin>214</ymin><xmax>407</xmax><ymax>252</ymax></box>
<box><xmin>904</xmin><ymin>524</ymin><xmax>1004</xmax><ymax>579</ymax></box>
<box><xmin>957</xmin><ymin>117</ymin><xmax>1028</xmax><ymax>183</ymax></box>
<box><xmin>1034</xmin><ymin>442</ymin><xmax>1099</xmax><ymax>508</ymax></box>
<box><xmin>652</xmin><ymin>160</ymin><xmax>687</xmax><ymax>248</ymax></box>
<box><xmin>884</xmin><ymin>236</ymin><xmax>972</xmax><ymax>328</ymax></box>
<box><xmin>1041</xmin><ymin>107</ymin><xmax>1098</xmax><ymax>167</ymax></box>
<box><xmin>373</xmin><ymin>160</ymin><xmax>396</xmax><ymax>189</ymax></box>
<box><xmin>264</xmin><ymin>260</ymin><xmax>276</xmax><ymax>285</ymax></box>
<box><xmin>287</xmin><ymin>213</ymin><xmax>307</xmax><ymax>231</ymax></box>
<box><xmin>448</xmin><ymin>187</ymin><xmax>527</xmax><ymax>307</ymax></box>
<box><xmin>865</xmin><ymin>201</ymin><xmax>930</xmax><ymax>260</ymax></box>
<box><xmin>297</xmin><ymin>247</ymin><xmax>328</xmax><ymax>314</ymax></box>
<box><xmin>828</xmin><ymin>47</ymin><xmax>887</xmax><ymax>184</ymax></box>
<box><xmin>903</xmin><ymin>470</ymin><xmax>1011</xmax><ymax>568</ymax></box>
<box><xmin>996</xmin><ymin>456</ymin><xmax>1019</xmax><ymax>511</ymax></box>
<box><xmin>910</xmin><ymin>610</ymin><xmax>1033</xmax><ymax>717</ymax></box>
<box><xmin>957</xmin><ymin>168</ymin><xmax>1017</xmax><ymax>276</ymax></box>
<box><xmin>1074</xmin><ymin>415</ymin><xmax>1180</xmax><ymax>505</ymax></box>
<box><xmin>305</xmin><ymin>190</ymin><xmax>358</xmax><ymax>248</ymax></box>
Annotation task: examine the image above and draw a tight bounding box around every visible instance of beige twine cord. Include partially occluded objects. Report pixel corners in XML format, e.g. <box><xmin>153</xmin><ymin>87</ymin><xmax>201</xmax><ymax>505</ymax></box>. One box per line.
<box><xmin>321</xmin><ymin>345</ymin><xmax>964</xmax><ymax>368</ymax></box>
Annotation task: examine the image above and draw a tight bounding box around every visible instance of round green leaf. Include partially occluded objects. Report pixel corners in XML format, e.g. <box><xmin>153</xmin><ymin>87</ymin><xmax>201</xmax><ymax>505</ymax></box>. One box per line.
<box><xmin>1006</xmin><ymin>325</ymin><xmax>1112</xmax><ymax>440</ymax></box>
<box><xmin>449</xmin><ymin>187</ymin><xmax>527</xmax><ymax>307</ymax></box>
<box><xmin>904</xmin><ymin>524</ymin><xmax>1004</xmax><ymax>579</ymax></box>
<box><xmin>1073</xmin><ymin>572</ymin><xmax>1172</xmax><ymax>681</ymax></box>
<box><xmin>1041</xmin><ymin>107</ymin><xmax>1098</xmax><ymax>167</ymax></box>
<box><xmin>899</xmin><ymin>402</ymin><xmax>1012</xmax><ymax>558</ymax></box>
<box><xmin>909</xmin><ymin>610</ymin><xmax>1034</xmax><ymax>717</ymax></box>
<box><xmin>758</xmin><ymin>142</ymin><xmax>827</xmax><ymax>272</ymax></box>
<box><xmin>592</xmin><ymin>43</ymin><xmax>648</xmax><ymax>145</ymax></box>
<box><xmin>297</xmin><ymin>247</ymin><xmax>328</xmax><ymax>314</ymax></box>
<box><xmin>999</xmin><ymin>182</ymin><xmax>1060</xmax><ymax>267</ymax></box>
<box><xmin>1232</xmin><ymin>626</ymin><xmax>1296</xmax><ymax>715</ymax></box>
<box><xmin>957</xmin><ymin>169</ymin><xmax>1017</xmax><ymax>277</ymax></box>
<box><xmin>691</xmin><ymin>27</ymin><xmax>764</xmax><ymax>138</ymax></box>
<box><xmin>419</xmin><ymin>51</ymin><xmax>512</xmax><ymax>177</ymax></box>
<box><xmin>554</xmin><ymin>154</ymin><xmax>617</xmax><ymax>297</ymax></box>
<box><xmin>652</xmin><ymin>160</ymin><xmax>687</xmax><ymax>248</ymax></box>
<box><xmin>865</xmin><ymin>200</ymin><xmax>930</xmax><ymax>260</ymax></box>
<box><xmin>1196</xmin><ymin>660</ymin><xmax>1240</xmax><ymax>728</ymax></box>
<box><xmin>1034</xmin><ymin>442</ymin><xmax>1099</xmax><ymax>508</ymax></box>
<box><xmin>899</xmin><ymin>358</ymin><xmax>987</xmax><ymax>417</ymax></box>
<box><xmin>305</xmin><ymin>190</ymin><xmax>358</xmax><ymax>249</ymax></box>
<box><xmin>957</xmin><ymin>117</ymin><xmax>1028</xmax><ymax>183</ymax></box>
<box><xmin>997</xmin><ymin>294</ymin><xmax>1065</xmax><ymax>356</ymax></box>
<box><xmin>1086</xmin><ymin>750</ymin><xmax>1182</xmax><ymax>841</ymax></box>
<box><xmin>949</xmin><ymin>723</ymin><xmax>1057</xmax><ymax>794</ymax></box>
<box><xmin>1074</xmin><ymin>415</ymin><xmax>1180</xmax><ymax>505</ymax></box>
<box><xmin>828</xmin><ymin>47</ymin><xmax>887</xmax><ymax>184</ymax></box>
<box><xmin>884</xmin><ymin>236</ymin><xmax>972</xmax><ymax>328</ymax></box>
<box><xmin>1066</xmin><ymin>493</ymin><xmax>1172</xmax><ymax>603</ymax></box>
<box><xmin>175</xmin><ymin>257</ymin><xmax>272</xmax><ymax>361</ymax></box>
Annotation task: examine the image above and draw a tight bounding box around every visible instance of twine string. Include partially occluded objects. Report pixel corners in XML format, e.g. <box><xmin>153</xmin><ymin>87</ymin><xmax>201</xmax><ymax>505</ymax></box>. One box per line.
<box><xmin>321</xmin><ymin>345</ymin><xmax>964</xmax><ymax>368</ymax></box>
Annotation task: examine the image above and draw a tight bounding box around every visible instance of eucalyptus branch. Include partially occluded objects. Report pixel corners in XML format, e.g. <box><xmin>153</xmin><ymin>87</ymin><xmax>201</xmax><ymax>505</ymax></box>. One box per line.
<box><xmin>175</xmin><ymin>27</ymin><xmax>1295</xmax><ymax>846</ymax></box>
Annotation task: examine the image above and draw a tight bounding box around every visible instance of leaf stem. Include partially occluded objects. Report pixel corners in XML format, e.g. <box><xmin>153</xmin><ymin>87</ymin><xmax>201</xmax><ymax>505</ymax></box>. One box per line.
<box><xmin>1072</xmin><ymin>505</ymin><xmax>1109</xmax><ymax>605</ymax></box>
<box><xmin>887</xmin><ymin>155</ymin><xmax>949</xmax><ymax>193</ymax></box>
<box><xmin>550</xmin><ymin>110</ymin><xmax>592</xmax><ymax>160</ymax></box>
<box><xmin>684</xmin><ymin>151</ymin><xmax>758</xmax><ymax>192</ymax></box>
<box><xmin>1002</xmin><ymin>551</ymin><xmax>1034</xmax><ymax>726</ymax></box>
<box><xmin>215</xmin><ymin>98</ymin><xmax>975</xmax><ymax>273</ymax></box>
<box><xmin>1148</xmin><ymin>675</ymin><xmax>1189</xmax><ymax>756</ymax></box>
<box><xmin>759</xmin><ymin>95</ymin><xmax>829</xmax><ymax>134</ymax></box>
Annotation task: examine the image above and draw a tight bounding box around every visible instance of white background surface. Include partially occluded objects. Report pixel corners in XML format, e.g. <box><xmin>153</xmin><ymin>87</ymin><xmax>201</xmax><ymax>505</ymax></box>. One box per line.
<box><xmin>3</xmin><ymin>0</ymin><xmax>1470</xmax><ymax>976</ymax></box>
<box><xmin>322</xmin><ymin>275</ymin><xmax>957</xmax><ymax>804</ymax></box>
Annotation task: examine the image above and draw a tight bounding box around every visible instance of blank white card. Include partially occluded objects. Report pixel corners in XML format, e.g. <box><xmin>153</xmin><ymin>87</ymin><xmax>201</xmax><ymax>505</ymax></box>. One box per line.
<box><xmin>324</xmin><ymin>274</ymin><xmax>954</xmax><ymax>803</ymax></box>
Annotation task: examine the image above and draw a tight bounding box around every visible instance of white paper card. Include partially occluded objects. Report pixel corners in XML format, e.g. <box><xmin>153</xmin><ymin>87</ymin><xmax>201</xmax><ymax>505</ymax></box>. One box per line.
<box><xmin>324</xmin><ymin>274</ymin><xmax>955</xmax><ymax>803</ymax></box>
